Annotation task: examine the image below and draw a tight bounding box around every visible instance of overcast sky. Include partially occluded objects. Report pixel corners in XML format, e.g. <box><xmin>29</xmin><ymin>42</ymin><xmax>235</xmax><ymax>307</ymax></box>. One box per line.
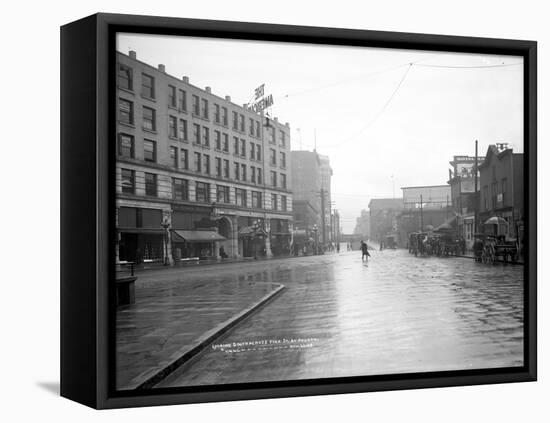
<box><xmin>117</xmin><ymin>33</ymin><xmax>523</xmax><ymax>233</ymax></box>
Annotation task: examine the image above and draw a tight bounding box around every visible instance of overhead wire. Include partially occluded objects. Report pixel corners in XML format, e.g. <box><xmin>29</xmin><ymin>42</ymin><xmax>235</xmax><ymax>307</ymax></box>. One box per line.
<box><xmin>277</xmin><ymin>53</ymin><xmax>444</xmax><ymax>102</ymax></box>
<box><xmin>294</xmin><ymin>59</ymin><xmax>522</xmax><ymax>152</ymax></box>
<box><xmin>320</xmin><ymin>62</ymin><xmax>413</xmax><ymax>150</ymax></box>
<box><xmin>276</xmin><ymin>62</ymin><xmax>410</xmax><ymax>101</ymax></box>
<box><xmin>414</xmin><ymin>62</ymin><xmax>523</xmax><ymax>69</ymax></box>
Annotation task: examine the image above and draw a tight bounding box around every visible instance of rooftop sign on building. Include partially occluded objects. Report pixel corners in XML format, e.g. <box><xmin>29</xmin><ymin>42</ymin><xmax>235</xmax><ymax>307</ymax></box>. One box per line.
<box><xmin>247</xmin><ymin>83</ymin><xmax>274</xmax><ymax>114</ymax></box>
<box><xmin>449</xmin><ymin>155</ymin><xmax>479</xmax><ymax>178</ymax></box>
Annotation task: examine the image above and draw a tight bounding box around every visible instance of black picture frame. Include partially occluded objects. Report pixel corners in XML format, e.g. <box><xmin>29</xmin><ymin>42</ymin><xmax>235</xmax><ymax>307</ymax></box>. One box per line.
<box><xmin>60</xmin><ymin>12</ymin><xmax>537</xmax><ymax>409</ymax></box>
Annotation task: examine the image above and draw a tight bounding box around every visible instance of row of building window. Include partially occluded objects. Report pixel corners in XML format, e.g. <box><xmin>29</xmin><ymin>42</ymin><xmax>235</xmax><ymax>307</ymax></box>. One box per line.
<box><xmin>118</xmin><ymin>64</ymin><xmax>288</xmax><ymax>144</ymax></box>
<box><xmin>119</xmin><ymin>134</ymin><xmax>288</xmax><ymax>188</ymax></box>
<box><xmin>119</xmin><ymin>102</ymin><xmax>288</xmax><ymax>166</ymax></box>
<box><xmin>120</xmin><ymin>168</ymin><xmax>288</xmax><ymax>210</ymax></box>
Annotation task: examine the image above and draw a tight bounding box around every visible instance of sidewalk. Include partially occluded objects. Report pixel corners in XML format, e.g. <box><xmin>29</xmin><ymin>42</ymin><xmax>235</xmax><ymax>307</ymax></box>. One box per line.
<box><xmin>134</xmin><ymin>251</ymin><xmax>338</xmax><ymax>273</ymax></box>
<box><xmin>116</xmin><ymin>276</ymin><xmax>284</xmax><ymax>390</ymax></box>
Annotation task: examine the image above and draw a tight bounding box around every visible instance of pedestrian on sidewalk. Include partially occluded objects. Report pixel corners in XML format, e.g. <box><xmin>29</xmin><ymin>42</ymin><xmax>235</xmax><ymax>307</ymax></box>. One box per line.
<box><xmin>361</xmin><ymin>240</ymin><xmax>371</xmax><ymax>262</ymax></box>
<box><xmin>219</xmin><ymin>245</ymin><xmax>228</xmax><ymax>260</ymax></box>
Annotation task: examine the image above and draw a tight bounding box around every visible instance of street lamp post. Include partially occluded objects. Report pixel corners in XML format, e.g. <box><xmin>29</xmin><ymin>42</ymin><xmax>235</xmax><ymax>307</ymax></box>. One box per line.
<box><xmin>312</xmin><ymin>224</ymin><xmax>319</xmax><ymax>255</ymax></box>
<box><xmin>161</xmin><ymin>217</ymin><xmax>170</xmax><ymax>266</ymax></box>
<box><xmin>252</xmin><ymin>219</ymin><xmax>260</xmax><ymax>259</ymax></box>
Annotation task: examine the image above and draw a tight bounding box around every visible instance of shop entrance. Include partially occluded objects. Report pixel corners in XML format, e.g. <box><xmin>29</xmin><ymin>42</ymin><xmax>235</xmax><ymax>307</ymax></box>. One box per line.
<box><xmin>119</xmin><ymin>232</ymin><xmax>164</xmax><ymax>264</ymax></box>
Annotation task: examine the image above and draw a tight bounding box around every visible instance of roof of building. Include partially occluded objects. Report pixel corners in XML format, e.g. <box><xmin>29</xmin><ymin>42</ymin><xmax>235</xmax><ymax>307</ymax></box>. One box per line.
<box><xmin>368</xmin><ymin>198</ymin><xmax>403</xmax><ymax>210</ymax></box>
<box><xmin>117</xmin><ymin>50</ymin><xmax>290</xmax><ymax>130</ymax></box>
<box><xmin>478</xmin><ymin>144</ymin><xmax>522</xmax><ymax>169</ymax></box>
<box><xmin>400</xmin><ymin>184</ymin><xmax>450</xmax><ymax>190</ymax></box>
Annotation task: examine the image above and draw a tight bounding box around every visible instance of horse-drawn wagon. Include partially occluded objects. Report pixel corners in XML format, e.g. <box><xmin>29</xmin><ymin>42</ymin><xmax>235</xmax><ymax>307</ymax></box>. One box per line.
<box><xmin>473</xmin><ymin>216</ymin><xmax>520</xmax><ymax>264</ymax></box>
<box><xmin>480</xmin><ymin>235</ymin><xmax>519</xmax><ymax>264</ymax></box>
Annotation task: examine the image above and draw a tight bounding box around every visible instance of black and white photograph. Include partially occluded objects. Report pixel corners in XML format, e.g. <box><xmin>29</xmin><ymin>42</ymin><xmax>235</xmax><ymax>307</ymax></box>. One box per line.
<box><xmin>113</xmin><ymin>32</ymin><xmax>527</xmax><ymax>391</ymax></box>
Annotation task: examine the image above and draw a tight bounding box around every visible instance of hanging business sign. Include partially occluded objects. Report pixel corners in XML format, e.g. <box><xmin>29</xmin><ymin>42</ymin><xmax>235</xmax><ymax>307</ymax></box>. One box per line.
<box><xmin>450</xmin><ymin>156</ymin><xmax>478</xmax><ymax>178</ymax></box>
<box><xmin>247</xmin><ymin>83</ymin><xmax>274</xmax><ymax>113</ymax></box>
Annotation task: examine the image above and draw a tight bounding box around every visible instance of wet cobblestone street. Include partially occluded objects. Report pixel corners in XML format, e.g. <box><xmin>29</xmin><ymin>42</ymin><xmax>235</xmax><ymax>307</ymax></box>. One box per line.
<box><xmin>153</xmin><ymin>247</ymin><xmax>524</xmax><ymax>388</ymax></box>
<box><xmin>114</xmin><ymin>250</ymin><xmax>523</xmax><ymax>387</ymax></box>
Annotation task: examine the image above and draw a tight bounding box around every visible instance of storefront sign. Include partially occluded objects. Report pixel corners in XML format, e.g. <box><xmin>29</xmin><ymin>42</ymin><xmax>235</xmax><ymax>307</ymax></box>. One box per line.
<box><xmin>172</xmin><ymin>204</ymin><xmax>212</xmax><ymax>213</ymax></box>
<box><xmin>451</xmin><ymin>156</ymin><xmax>478</xmax><ymax>178</ymax></box>
<box><xmin>453</xmin><ymin>156</ymin><xmax>477</xmax><ymax>162</ymax></box>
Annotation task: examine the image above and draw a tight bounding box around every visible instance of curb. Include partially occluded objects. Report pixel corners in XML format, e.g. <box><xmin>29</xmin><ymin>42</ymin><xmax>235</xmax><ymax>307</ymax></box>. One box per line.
<box><xmin>456</xmin><ymin>256</ymin><xmax>525</xmax><ymax>266</ymax></box>
<box><xmin>456</xmin><ymin>255</ymin><xmax>524</xmax><ymax>265</ymax></box>
<box><xmin>128</xmin><ymin>283</ymin><xmax>286</xmax><ymax>390</ymax></box>
<box><xmin>134</xmin><ymin>252</ymin><xmax>339</xmax><ymax>274</ymax></box>
<box><xmin>405</xmin><ymin>252</ymin><xmax>524</xmax><ymax>265</ymax></box>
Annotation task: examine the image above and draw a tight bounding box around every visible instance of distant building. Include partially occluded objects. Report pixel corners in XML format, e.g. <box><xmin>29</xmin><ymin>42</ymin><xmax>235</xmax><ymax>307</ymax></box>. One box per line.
<box><xmin>397</xmin><ymin>185</ymin><xmax>452</xmax><ymax>247</ymax></box>
<box><xmin>291</xmin><ymin>151</ymin><xmax>321</xmax><ymax>218</ymax></box>
<box><xmin>291</xmin><ymin>199</ymin><xmax>319</xmax><ymax>254</ymax></box>
<box><xmin>402</xmin><ymin>185</ymin><xmax>451</xmax><ymax>210</ymax></box>
<box><xmin>478</xmin><ymin>144</ymin><xmax>524</xmax><ymax>246</ymax></box>
<box><xmin>353</xmin><ymin>209</ymin><xmax>371</xmax><ymax>238</ymax></box>
<box><xmin>368</xmin><ymin>198</ymin><xmax>403</xmax><ymax>243</ymax></box>
<box><xmin>291</xmin><ymin>150</ymin><xmax>334</xmax><ymax>245</ymax></box>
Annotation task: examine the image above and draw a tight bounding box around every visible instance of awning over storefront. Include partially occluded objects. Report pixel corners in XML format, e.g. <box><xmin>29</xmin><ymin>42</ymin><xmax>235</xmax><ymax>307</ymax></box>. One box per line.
<box><xmin>171</xmin><ymin>230</ymin><xmax>226</xmax><ymax>242</ymax></box>
<box><xmin>118</xmin><ymin>228</ymin><xmax>165</xmax><ymax>235</ymax></box>
<box><xmin>484</xmin><ymin>216</ymin><xmax>509</xmax><ymax>226</ymax></box>
<box><xmin>434</xmin><ymin>216</ymin><xmax>458</xmax><ymax>232</ymax></box>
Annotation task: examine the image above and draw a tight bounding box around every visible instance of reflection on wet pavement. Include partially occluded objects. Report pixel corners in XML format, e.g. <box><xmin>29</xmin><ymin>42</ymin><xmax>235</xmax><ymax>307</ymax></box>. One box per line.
<box><xmin>116</xmin><ymin>275</ymin><xmax>280</xmax><ymax>389</ymax></box>
<box><xmin>154</xmin><ymin>249</ymin><xmax>524</xmax><ymax>388</ymax></box>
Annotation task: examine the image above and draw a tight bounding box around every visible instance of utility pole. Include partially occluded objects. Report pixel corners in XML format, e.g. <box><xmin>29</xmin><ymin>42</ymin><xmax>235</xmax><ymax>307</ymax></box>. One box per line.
<box><xmin>314</xmin><ymin>128</ymin><xmax>317</xmax><ymax>152</ymax></box>
<box><xmin>320</xmin><ymin>187</ymin><xmax>326</xmax><ymax>245</ymax></box>
<box><xmin>474</xmin><ymin>140</ymin><xmax>479</xmax><ymax>234</ymax></box>
<box><xmin>260</xmin><ymin>110</ymin><xmax>272</xmax><ymax>257</ymax></box>
<box><xmin>420</xmin><ymin>194</ymin><xmax>424</xmax><ymax>231</ymax></box>
<box><xmin>329</xmin><ymin>210</ymin><xmax>333</xmax><ymax>245</ymax></box>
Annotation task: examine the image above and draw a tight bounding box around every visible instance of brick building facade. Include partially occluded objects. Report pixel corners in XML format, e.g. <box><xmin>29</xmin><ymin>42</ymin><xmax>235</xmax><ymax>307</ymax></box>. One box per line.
<box><xmin>115</xmin><ymin>50</ymin><xmax>293</xmax><ymax>264</ymax></box>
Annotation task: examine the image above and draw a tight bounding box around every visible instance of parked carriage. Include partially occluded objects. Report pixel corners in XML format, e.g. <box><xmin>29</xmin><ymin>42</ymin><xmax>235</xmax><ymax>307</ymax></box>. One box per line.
<box><xmin>408</xmin><ymin>232</ymin><xmax>433</xmax><ymax>256</ymax></box>
<box><xmin>473</xmin><ymin>233</ymin><xmax>485</xmax><ymax>262</ymax></box>
<box><xmin>478</xmin><ymin>217</ymin><xmax>520</xmax><ymax>264</ymax></box>
<box><xmin>423</xmin><ymin>232</ymin><xmax>440</xmax><ymax>256</ymax></box>
<box><xmin>408</xmin><ymin>232</ymin><xmax>419</xmax><ymax>254</ymax></box>
<box><xmin>473</xmin><ymin>233</ymin><xmax>519</xmax><ymax>264</ymax></box>
<box><xmin>481</xmin><ymin>235</ymin><xmax>519</xmax><ymax>264</ymax></box>
<box><xmin>409</xmin><ymin>229</ymin><xmax>464</xmax><ymax>258</ymax></box>
<box><xmin>437</xmin><ymin>232</ymin><xmax>461</xmax><ymax>257</ymax></box>
<box><xmin>384</xmin><ymin>233</ymin><xmax>398</xmax><ymax>250</ymax></box>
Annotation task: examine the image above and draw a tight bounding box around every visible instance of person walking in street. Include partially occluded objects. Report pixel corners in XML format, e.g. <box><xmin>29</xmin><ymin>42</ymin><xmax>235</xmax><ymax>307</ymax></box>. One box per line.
<box><xmin>361</xmin><ymin>240</ymin><xmax>371</xmax><ymax>262</ymax></box>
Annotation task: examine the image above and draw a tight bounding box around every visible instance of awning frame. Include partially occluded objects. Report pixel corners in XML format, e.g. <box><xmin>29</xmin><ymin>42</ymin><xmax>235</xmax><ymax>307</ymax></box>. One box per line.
<box><xmin>171</xmin><ymin>229</ymin><xmax>226</xmax><ymax>242</ymax></box>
